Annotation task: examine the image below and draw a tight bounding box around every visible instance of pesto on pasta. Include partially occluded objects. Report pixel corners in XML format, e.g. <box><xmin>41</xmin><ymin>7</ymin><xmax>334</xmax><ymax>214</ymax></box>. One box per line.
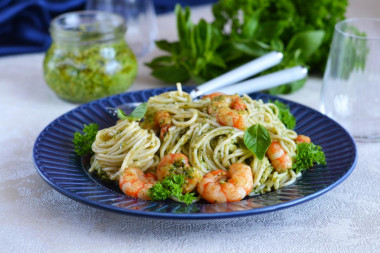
<box><xmin>88</xmin><ymin>84</ymin><xmax>323</xmax><ymax>204</ymax></box>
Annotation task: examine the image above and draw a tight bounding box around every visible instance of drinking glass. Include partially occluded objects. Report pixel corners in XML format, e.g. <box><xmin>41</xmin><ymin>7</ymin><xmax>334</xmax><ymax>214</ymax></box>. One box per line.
<box><xmin>86</xmin><ymin>0</ymin><xmax>158</xmax><ymax>57</ymax></box>
<box><xmin>321</xmin><ymin>18</ymin><xmax>380</xmax><ymax>142</ymax></box>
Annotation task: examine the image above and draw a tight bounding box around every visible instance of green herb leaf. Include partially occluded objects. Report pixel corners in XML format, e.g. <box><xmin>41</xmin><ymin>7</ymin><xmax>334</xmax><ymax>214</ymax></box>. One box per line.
<box><xmin>270</xmin><ymin>100</ymin><xmax>296</xmax><ymax>129</ymax></box>
<box><xmin>244</xmin><ymin>124</ymin><xmax>271</xmax><ymax>160</ymax></box>
<box><xmin>286</xmin><ymin>30</ymin><xmax>325</xmax><ymax>60</ymax></box>
<box><xmin>292</xmin><ymin>142</ymin><xmax>326</xmax><ymax>173</ymax></box>
<box><xmin>155</xmin><ymin>40</ymin><xmax>180</xmax><ymax>54</ymax></box>
<box><xmin>144</xmin><ymin>56</ymin><xmax>173</xmax><ymax>69</ymax></box>
<box><xmin>151</xmin><ymin>65</ymin><xmax>190</xmax><ymax>83</ymax></box>
<box><xmin>73</xmin><ymin>123</ymin><xmax>99</xmax><ymax>156</ymax></box>
<box><xmin>149</xmin><ymin>174</ymin><xmax>196</xmax><ymax>205</ymax></box>
<box><xmin>241</xmin><ymin>12</ymin><xmax>260</xmax><ymax>39</ymax></box>
<box><xmin>255</xmin><ymin>21</ymin><xmax>288</xmax><ymax>41</ymax></box>
<box><xmin>129</xmin><ymin>102</ymin><xmax>148</xmax><ymax>119</ymax></box>
<box><xmin>117</xmin><ymin>102</ymin><xmax>148</xmax><ymax>121</ymax></box>
<box><xmin>231</xmin><ymin>40</ymin><xmax>270</xmax><ymax>57</ymax></box>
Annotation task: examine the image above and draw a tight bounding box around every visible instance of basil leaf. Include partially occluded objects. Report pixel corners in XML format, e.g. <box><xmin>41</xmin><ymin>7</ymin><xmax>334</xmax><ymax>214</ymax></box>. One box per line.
<box><xmin>151</xmin><ymin>65</ymin><xmax>190</xmax><ymax>83</ymax></box>
<box><xmin>255</xmin><ymin>21</ymin><xmax>287</xmax><ymax>41</ymax></box>
<box><xmin>155</xmin><ymin>40</ymin><xmax>179</xmax><ymax>54</ymax></box>
<box><xmin>241</xmin><ymin>12</ymin><xmax>260</xmax><ymax>39</ymax></box>
<box><xmin>117</xmin><ymin>102</ymin><xmax>148</xmax><ymax>121</ymax></box>
<box><xmin>129</xmin><ymin>102</ymin><xmax>148</xmax><ymax>119</ymax></box>
<box><xmin>145</xmin><ymin>56</ymin><xmax>173</xmax><ymax>68</ymax></box>
<box><xmin>244</xmin><ymin>124</ymin><xmax>271</xmax><ymax>160</ymax></box>
<box><xmin>207</xmin><ymin>53</ymin><xmax>226</xmax><ymax>68</ymax></box>
<box><xmin>286</xmin><ymin>30</ymin><xmax>325</xmax><ymax>60</ymax></box>
<box><xmin>232</xmin><ymin>40</ymin><xmax>270</xmax><ymax>57</ymax></box>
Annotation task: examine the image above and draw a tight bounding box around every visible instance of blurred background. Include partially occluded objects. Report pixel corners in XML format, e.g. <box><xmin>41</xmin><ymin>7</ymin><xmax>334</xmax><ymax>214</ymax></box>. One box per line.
<box><xmin>0</xmin><ymin>0</ymin><xmax>216</xmax><ymax>57</ymax></box>
<box><xmin>1</xmin><ymin>0</ymin><xmax>378</xmax><ymax>97</ymax></box>
<box><xmin>1</xmin><ymin>0</ymin><xmax>377</xmax><ymax>57</ymax></box>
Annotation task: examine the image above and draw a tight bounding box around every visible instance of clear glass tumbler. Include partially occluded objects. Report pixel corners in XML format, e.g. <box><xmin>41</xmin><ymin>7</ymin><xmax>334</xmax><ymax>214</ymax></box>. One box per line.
<box><xmin>321</xmin><ymin>18</ymin><xmax>380</xmax><ymax>142</ymax></box>
<box><xmin>86</xmin><ymin>0</ymin><xmax>158</xmax><ymax>57</ymax></box>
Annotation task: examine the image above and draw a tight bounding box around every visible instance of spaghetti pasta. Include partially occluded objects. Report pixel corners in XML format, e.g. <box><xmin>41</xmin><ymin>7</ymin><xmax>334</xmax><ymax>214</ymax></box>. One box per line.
<box><xmin>90</xmin><ymin>86</ymin><xmax>304</xmax><ymax>202</ymax></box>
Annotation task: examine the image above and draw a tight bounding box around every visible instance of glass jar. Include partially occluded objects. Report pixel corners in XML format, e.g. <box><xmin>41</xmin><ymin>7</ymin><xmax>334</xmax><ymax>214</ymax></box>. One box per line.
<box><xmin>43</xmin><ymin>11</ymin><xmax>138</xmax><ymax>103</ymax></box>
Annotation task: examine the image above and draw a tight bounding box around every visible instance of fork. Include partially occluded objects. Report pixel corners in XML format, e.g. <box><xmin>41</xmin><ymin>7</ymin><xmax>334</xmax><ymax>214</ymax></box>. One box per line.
<box><xmin>108</xmin><ymin>51</ymin><xmax>307</xmax><ymax>116</ymax></box>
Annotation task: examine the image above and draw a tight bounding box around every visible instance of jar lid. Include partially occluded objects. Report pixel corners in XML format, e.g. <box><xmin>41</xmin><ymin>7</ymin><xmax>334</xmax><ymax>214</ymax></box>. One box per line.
<box><xmin>50</xmin><ymin>11</ymin><xmax>126</xmax><ymax>43</ymax></box>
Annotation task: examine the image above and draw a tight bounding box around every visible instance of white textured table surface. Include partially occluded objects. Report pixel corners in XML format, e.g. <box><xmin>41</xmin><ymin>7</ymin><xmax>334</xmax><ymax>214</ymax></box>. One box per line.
<box><xmin>1</xmin><ymin>2</ymin><xmax>379</xmax><ymax>252</ymax></box>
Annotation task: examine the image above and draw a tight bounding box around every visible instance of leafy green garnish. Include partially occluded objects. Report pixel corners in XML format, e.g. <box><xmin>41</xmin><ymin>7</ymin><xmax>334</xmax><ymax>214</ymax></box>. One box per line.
<box><xmin>117</xmin><ymin>102</ymin><xmax>148</xmax><ymax>121</ymax></box>
<box><xmin>270</xmin><ymin>100</ymin><xmax>296</xmax><ymax>129</ymax></box>
<box><xmin>73</xmin><ymin>123</ymin><xmax>99</xmax><ymax>156</ymax></box>
<box><xmin>244</xmin><ymin>124</ymin><xmax>271</xmax><ymax>160</ymax></box>
<box><xmin>147</xmin><ymin>1</ymin><xmax>348</xmax><ymax>94</ymax></box>
<box><xmin>292</xmin><ymin>142</ymin><xmax>326</xmax><ymax>173</ymax></box>
<box><xmin>148</xmin><ymin>174</ymin><xmax>196</xmax><ymax>205</ymax></box>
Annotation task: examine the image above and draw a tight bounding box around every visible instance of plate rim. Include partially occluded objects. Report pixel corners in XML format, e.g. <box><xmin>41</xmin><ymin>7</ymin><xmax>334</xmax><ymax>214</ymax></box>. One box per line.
<box><xmin>33</xmin><ymin>87</ymin><xmax>358</xmax><ymax>219</ymax></box>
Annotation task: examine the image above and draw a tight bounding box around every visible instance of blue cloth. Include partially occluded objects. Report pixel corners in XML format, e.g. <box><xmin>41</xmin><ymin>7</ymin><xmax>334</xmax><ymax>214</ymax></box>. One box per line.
<box><xmin>154</xmin><ymin>0</ymin><xmax>216</xmax><ymax>15</ymax></box>
<box><xmin>0</xmin><ymin>0</ymin><xmax>217</xmax><ymax>57</ymax></box>
<box><xmin>0</xmin><ymin>0</ymin><xmax>86</xmax><ymax>56</ymax></box>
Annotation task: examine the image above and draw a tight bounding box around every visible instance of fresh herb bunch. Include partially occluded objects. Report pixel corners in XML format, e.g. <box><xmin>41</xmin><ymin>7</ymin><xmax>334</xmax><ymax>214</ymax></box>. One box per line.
<box><xmin>149</xmin><ymin>174</ymin><xmax>197</xmax><ymax>205</ymax></box>
<box><xmin>146</xmin><ymin>5</ymin><xmax>225</xmax><ymax>84</ymax></box>
<box><xmin>213</xmin><ymin>0</ymin><xmax>348</xmax><ymax>74</ymax></box>
<box><xmin>292</xmin><ymin>142</ymin><xmax>326</xmax><ymax>173</ymax></box>
<box><xmin>147</xmin><ymin>1</ymin><xmax>348</xmax><ymax>94</ymax></box>
<box><xmin>73</xmin><ymin>123</ymin><xmax>99</xmax><ymax>156</ymax></box>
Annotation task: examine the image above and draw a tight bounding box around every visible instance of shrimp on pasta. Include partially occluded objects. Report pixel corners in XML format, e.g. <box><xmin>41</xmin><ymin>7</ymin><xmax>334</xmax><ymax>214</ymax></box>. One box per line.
<box><xmin>119</xmin><ymin>167</ymin><xmax>157</xmax><ymax>200</ymax></box>
<box><xmin>157</xmin><ymin>153</ymin><xmax>202</xmax><ymax>193</ymax></box>
<box><xmin>197</xmin><ymin>163</ymin><xmax>253</xmax><ymax>203</ymax></box>
<box><xmin>207</xmin><ymin>93</ymin><xmax>248</xmax><ymax>130</ymax></box>
<box><xmin>86</xmin><ymin>83</ymin><xmax>324</xmax><ymax>204</ymax></box>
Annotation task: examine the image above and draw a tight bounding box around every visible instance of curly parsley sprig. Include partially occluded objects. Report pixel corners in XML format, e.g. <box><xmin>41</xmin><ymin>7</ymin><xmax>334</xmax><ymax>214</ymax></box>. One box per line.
<box><xmin>73</xmin><ymin>123</ymin><xmax>99</xmax><ymax>156</ymax></box>
<box><xmin>293</xmin><ymin>142</ymin><xmax>326</xmax><ymax>173</ymax></box>
<box><xmin>149</xmin><ymin>174</ymin><xmax>196</xmax><ymax>205</ymax></box>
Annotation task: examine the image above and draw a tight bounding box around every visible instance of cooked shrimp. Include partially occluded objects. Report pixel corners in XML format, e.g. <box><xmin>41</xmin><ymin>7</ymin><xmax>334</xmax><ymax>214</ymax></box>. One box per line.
<box><xmin>207</xmin><ymin>94</ymin><xmax>248</xmax><ymax>130</ymax></box>
<box><xmin>157</xmin><ymin>153</ymin><xmax>201</xmax><ymax>193</ymax></box>
<box><xmin>266</xmin><ymin>141</ymin><xmax>292</xmax><ymax>173</ymax></box>
<box><xmin>295</xmin><ymin>134</ymin><xmax>311</xmax><ymax>144</ymax></box>
<box><xmin>197</xmin><ymin>163</ymin><xmax>253</xmax><ymax>203</ymax></box>
<box><xmin>216</xmin><ymin>107</ymin><xmax>247</xmax><ymax>130</ymax></box>
<box><xmin>119</xmin><ymin>168</ymin><xmax>157</xmax><ymax>200</ymax></box>
<box><xmin>202</xmin><ymin>92</ymin><xmax>225</xmax><ymax>100</ymax></box>
<box><xmin>230</xmin><ymin>95</ymin><xmax>247</xmax><ymax>111</ymax></box>
<box><xmin>154</xmin><ymin>110</ymin><xmax>172</xmax><ymax>139</ymax></box>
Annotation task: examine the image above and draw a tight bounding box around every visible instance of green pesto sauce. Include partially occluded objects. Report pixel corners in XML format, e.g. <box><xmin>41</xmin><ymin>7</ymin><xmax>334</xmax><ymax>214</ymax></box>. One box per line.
<box><xmin>43</xmin><ymin>40</ymin><xmax>137</xmax><ymax>103</ymax></box>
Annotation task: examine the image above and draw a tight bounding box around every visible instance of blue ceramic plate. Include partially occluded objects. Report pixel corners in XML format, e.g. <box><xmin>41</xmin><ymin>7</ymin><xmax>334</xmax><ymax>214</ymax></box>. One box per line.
<box><xmin>33</xmin><ymin>87</ymin><xmax>357</xmax><ymax>219</ymax></box>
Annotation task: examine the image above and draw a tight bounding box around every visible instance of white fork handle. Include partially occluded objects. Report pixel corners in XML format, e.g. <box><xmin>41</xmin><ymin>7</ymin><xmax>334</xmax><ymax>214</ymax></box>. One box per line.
<box><xmin>216</xmin><ymin>66</ymin><xmax>308</xmax><ymax>95</ymax></box>
<box><xmin>189</xmin><ymin>51</ymin><xmax>283</xmax><ymax>98</ymax></box>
